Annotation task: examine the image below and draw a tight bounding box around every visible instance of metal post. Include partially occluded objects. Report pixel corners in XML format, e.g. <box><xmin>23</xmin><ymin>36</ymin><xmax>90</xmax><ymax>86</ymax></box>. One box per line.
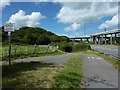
<box><xmin>8</xmin><ymin>32</ymin><xmax>11</xmax><ymax>65</ymax></box>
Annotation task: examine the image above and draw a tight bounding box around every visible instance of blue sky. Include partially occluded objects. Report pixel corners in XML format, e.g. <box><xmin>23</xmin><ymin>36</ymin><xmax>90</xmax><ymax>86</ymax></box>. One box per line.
<box><xmin>2</xmin><ymin>1</ymin><xmax>118</xmax><ymax>37</ymax></box>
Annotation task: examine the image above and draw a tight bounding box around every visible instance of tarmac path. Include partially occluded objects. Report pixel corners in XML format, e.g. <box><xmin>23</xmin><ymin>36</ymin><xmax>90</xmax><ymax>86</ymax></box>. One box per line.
<box><xmin>82</xmin><ymin>53</ymin><xmax>118</xmax><ymax>88</ymax></box>
<box><xmin>2</xmin><ymin>53</ymin><xmax>76</xmax><ymax>66</ymax></box>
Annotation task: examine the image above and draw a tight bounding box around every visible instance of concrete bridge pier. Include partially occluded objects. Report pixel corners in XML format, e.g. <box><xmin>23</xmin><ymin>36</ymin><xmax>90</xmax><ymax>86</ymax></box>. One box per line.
<box><xmin>80</xmin><ymin>38</ymin><xmax>83</xmax><ymax>42</ymax></box>
<box><xmin>110</xmin><ymin>34</ymin><xmax>113</xmax><ymax>45</ymax></box>
<box><xmin>104</xmin><ymin>34</ymin><xmax>107</xmax><ymax>44</ymax></box>
<box><xmin>86</xmin><ymin>38</ymin><xmax>89</xmax><ymax>42</ymax></box>
<box><xmin>101</xmin><ymin>35</ymin><xmax>104</xmax><ymax>44</ymax></box>
<box><xmin>114</xmin><ymin>33</ymin><xmax>117</xmax><ymax>44</ymax></box>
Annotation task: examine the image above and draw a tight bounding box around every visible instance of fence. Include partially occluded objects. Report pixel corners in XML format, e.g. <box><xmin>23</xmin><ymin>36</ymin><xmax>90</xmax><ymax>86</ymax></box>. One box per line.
<box><xmin>2</xmin><ymin>45</ymin><xmax>59</xmax><ymax>57</ymax></box>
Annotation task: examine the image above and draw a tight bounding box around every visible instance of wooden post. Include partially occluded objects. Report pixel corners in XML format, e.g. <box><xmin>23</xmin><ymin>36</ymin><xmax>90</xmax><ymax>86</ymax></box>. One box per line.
<box><xmin>34</xmin><ymin>44</ymin><xmax>36</xmax><ymax>54</ymax></box>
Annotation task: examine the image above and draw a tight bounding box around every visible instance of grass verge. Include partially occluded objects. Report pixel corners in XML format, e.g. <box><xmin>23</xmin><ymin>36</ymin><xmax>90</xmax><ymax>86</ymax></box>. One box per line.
<box><xmin>2</xmin><ymin>61</ymin><xmax>59</xmax><ymax>89</ymax></box>
<box><xmin>51</xmin><ymin>54</ymin><xmax>84</xmax><ymax>88</ymax></box>
<box><xmin>82</xmin><ymin>50</ymin><xmax>120</xmax><ymax>70</ymax></box>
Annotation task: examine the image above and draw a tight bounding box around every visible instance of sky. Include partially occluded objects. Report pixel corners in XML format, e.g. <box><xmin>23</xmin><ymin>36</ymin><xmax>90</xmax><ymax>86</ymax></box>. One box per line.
<box><xmin>1</xmin><ymin>0</ymin><xmax>119</xmax><ymax>37</ymax></box>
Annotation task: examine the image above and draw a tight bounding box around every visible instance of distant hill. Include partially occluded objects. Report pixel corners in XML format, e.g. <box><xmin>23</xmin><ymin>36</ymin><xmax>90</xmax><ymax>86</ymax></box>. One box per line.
<box><xmin>2</xmin><ymin>26</ymin><xmax>69</xmax><ymax>45</ymax></box>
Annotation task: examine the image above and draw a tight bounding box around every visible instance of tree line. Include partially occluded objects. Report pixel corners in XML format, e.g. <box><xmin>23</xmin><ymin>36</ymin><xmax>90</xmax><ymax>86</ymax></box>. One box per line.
<box><xmin>2</xmin><ymin>26</ymin><xmax>69</xmax><ymax>45</ymax></box>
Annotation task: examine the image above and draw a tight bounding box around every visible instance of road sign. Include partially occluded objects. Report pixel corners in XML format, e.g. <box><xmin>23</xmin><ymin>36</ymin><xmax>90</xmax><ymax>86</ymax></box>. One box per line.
<box><xmin>4</xmin><ymin>22</ymin><xmax>15</xmax><ymax>32</ymax></box>
<box><xmin>4</xmin><ymin>22</ymin><xmax>15</xmax><ymax>65</ymax></box>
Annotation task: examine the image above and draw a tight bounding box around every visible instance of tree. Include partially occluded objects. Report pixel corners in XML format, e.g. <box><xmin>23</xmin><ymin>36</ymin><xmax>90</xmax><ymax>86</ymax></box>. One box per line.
<box><xmin>36</xmin><ymin>35</ymin><xmax>51</xmax><ymax>45</ymax></box>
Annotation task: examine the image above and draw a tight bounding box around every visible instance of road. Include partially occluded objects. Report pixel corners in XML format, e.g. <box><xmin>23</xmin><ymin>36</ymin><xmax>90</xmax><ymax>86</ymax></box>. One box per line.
<box><xmin>91</xmin><ymin>45</ymin><xmax>119</xmax><ymax>59</ymax></box>
<box><xmin>82</xmin><ymin>54</ymin><xmax>118</xmax><ymax>88</ymax></box>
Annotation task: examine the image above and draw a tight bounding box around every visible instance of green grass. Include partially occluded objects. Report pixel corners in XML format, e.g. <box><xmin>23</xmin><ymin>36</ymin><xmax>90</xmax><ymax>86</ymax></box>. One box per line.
<box><xmin>51</xmin><ymin>54</ymin><xmax>84</xmax><ymax>88</ymax></box>
<box><xmin>2</xmin><ymin>61</ymin><xmax>59</xmax><ymax>89</ymax></box>
<box><xmin>82</xmin><ymin>50</ymin><xmax>120</xmax><ymax>70</ymax></box>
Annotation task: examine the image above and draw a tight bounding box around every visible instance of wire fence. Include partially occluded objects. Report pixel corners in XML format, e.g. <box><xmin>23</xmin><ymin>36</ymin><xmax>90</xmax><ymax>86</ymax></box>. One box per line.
<box><xmin>2</xmin><ymin>45</ymin><xmax>59</xmax><ymax>58</ymax></box>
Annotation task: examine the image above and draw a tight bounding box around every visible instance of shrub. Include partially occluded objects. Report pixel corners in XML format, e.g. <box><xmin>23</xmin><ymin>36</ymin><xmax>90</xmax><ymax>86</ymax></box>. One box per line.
<box><xmin>73</xmin><ymin>42</ymin><xmax>90</xmax><ymax>51</ymax></box>
<box><xmin>49</xmin><ymin>42</ymin><xmax>91</xmax><ymax>52</ymax></box>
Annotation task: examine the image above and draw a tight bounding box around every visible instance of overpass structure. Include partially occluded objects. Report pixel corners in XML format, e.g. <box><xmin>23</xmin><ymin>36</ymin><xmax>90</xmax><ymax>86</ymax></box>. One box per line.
<box><xmin>90</xmin><ymin>29</ymin><xmax>120</xmax><ymax>45</ymax></box>
<box><xmin>69</xmin><ymin>29</ymin><xmax>120</xmax><ymax>45</ymax></box>
<box><xmin>69</xmin><ymin>37</ymin><xmax>90</xmax><ymax>42</ymax></box>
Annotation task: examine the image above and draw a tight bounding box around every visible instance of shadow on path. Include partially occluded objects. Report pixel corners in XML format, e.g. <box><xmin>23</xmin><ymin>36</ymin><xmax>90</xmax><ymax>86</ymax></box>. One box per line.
<box><xmin>2</xmin><ymin>61</ymin><xmax>54</xmax><ymax>78</ymax></box>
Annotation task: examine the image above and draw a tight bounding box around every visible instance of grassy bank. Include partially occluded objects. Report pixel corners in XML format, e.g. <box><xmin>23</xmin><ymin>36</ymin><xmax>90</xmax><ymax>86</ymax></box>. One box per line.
<box><xmin>2</xmin><ymin>54</ymin><xmax>84</xmax><ymax>89</ymax></box>
<box><xmin>2</xmin><ymin>61</ymin><xmax>60</xmax><ymax>89</ymax></box>
<box><xmin>51</xmin><ymin>54</ymin><xmax>84</xmax><ymax>88</ymax></box>
<box><xmin>82</xmin><ymin>50</ymin><xmax>120</xmax><ymax>70</ymax></box>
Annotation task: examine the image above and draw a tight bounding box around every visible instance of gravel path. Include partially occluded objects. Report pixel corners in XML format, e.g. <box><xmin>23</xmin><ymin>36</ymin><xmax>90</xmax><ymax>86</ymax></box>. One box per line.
<box><xmin>82</xmin><ymin>53</ymin><xmax>118</xmax><ymax>88</ymax></box>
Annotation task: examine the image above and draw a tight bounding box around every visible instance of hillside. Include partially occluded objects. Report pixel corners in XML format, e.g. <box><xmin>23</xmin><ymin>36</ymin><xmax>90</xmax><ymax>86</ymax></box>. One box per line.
<box><xmin>2</xmin><ymin>26</ymin><xmax>69</xmax><ymax>45</ymax></box>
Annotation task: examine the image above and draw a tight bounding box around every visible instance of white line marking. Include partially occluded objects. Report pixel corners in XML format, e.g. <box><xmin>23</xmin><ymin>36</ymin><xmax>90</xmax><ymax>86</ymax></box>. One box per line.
<box><xmin>96</xmin><ymin>57</ymin><xmax>102</xmax><ymax>59</ymax></box>
<box><xmin>88</xmin><ymin>57</ymin><xmax>90</xmax><ymax>59</ymax></box>
<box><xmin>92</xmin><ymin>57</ymin><xmax>94</xmax><ymax>59</ymax></box>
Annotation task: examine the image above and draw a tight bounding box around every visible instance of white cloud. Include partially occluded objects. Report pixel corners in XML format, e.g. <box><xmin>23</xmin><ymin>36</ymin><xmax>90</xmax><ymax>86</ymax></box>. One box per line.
<box><xmin>56</xmin><ymin>2</ymin><xmax>118</xmax><ymax>32</ymax></box>
<box><xmin>99</xmin><ymin>14</ymin><xmax>118</xmax><ymax>29</ymax></box>
<box><xmin>52</xmin><ymin>0</ymin><xmax>119</xmax><ymax>2</ymax></box>
<box><xmin>0</xmin><ymin>0</ymin><xmax>10</xmax><ymax>10</ymax></box>
<box><xmin>64</xmin><ymin>23</ymin><xmax>80</xmax><ymax>32</ymax></box>
<box><xmin>8</xmin><ymin>10</ymin><xmax>45</xmax><ymax>29</ymax></box>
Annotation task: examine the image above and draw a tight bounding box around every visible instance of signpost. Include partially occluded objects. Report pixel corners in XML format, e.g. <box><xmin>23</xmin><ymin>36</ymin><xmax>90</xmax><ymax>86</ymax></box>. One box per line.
<box><xmin>4</xmin><ymin>22</ymin><xmax>15</xmax><ymax>65</ymax></box>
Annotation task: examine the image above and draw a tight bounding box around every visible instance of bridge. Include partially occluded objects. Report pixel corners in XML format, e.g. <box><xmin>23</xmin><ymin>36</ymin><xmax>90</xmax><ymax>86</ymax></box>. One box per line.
<box><xmin>69</xmin><ymin>29</ymin><xmax>120</xmax><ymax>44</ymax></box>
<box><xmin>69</xmin><ymin>37</ymin><xmax>90</xmax><ymax>42</ymax></box>
<box><xmin>90</xmin><ymin>29</ymin><xmax>120</xmax><ymax>45</ymax></box>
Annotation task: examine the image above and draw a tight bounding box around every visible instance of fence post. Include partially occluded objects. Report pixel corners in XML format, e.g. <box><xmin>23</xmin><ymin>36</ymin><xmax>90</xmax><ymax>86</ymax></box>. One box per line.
<box><xmin>33</xmin><ymin>44</ymin><xmax>36</xmax><ymax>54</ymax></box>
<box><xmin>14</xmin><ymin>45</ymin><xmax>18</xmax><ymax>56</ymax></box>
<box><xmin>46</xmin><ymin>45</ymin><xmax>49</xmax><ymax>53</ymax></box>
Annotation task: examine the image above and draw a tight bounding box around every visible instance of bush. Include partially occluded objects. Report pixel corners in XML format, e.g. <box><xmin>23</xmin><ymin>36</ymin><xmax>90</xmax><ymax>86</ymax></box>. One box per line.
<box><xmin>73</xmin><ymin>42</ymin><xmax>91</xmax><ymax>51</ymax></box>
<box><xmin>50</xmin><ymin>42</ymin><xmax>73</xmax><ymax>53</ymax></box>
<box><xmin>49</xmin><ymin>42</ymin><xmax>91</xmax><ymax>53</ymax></box>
